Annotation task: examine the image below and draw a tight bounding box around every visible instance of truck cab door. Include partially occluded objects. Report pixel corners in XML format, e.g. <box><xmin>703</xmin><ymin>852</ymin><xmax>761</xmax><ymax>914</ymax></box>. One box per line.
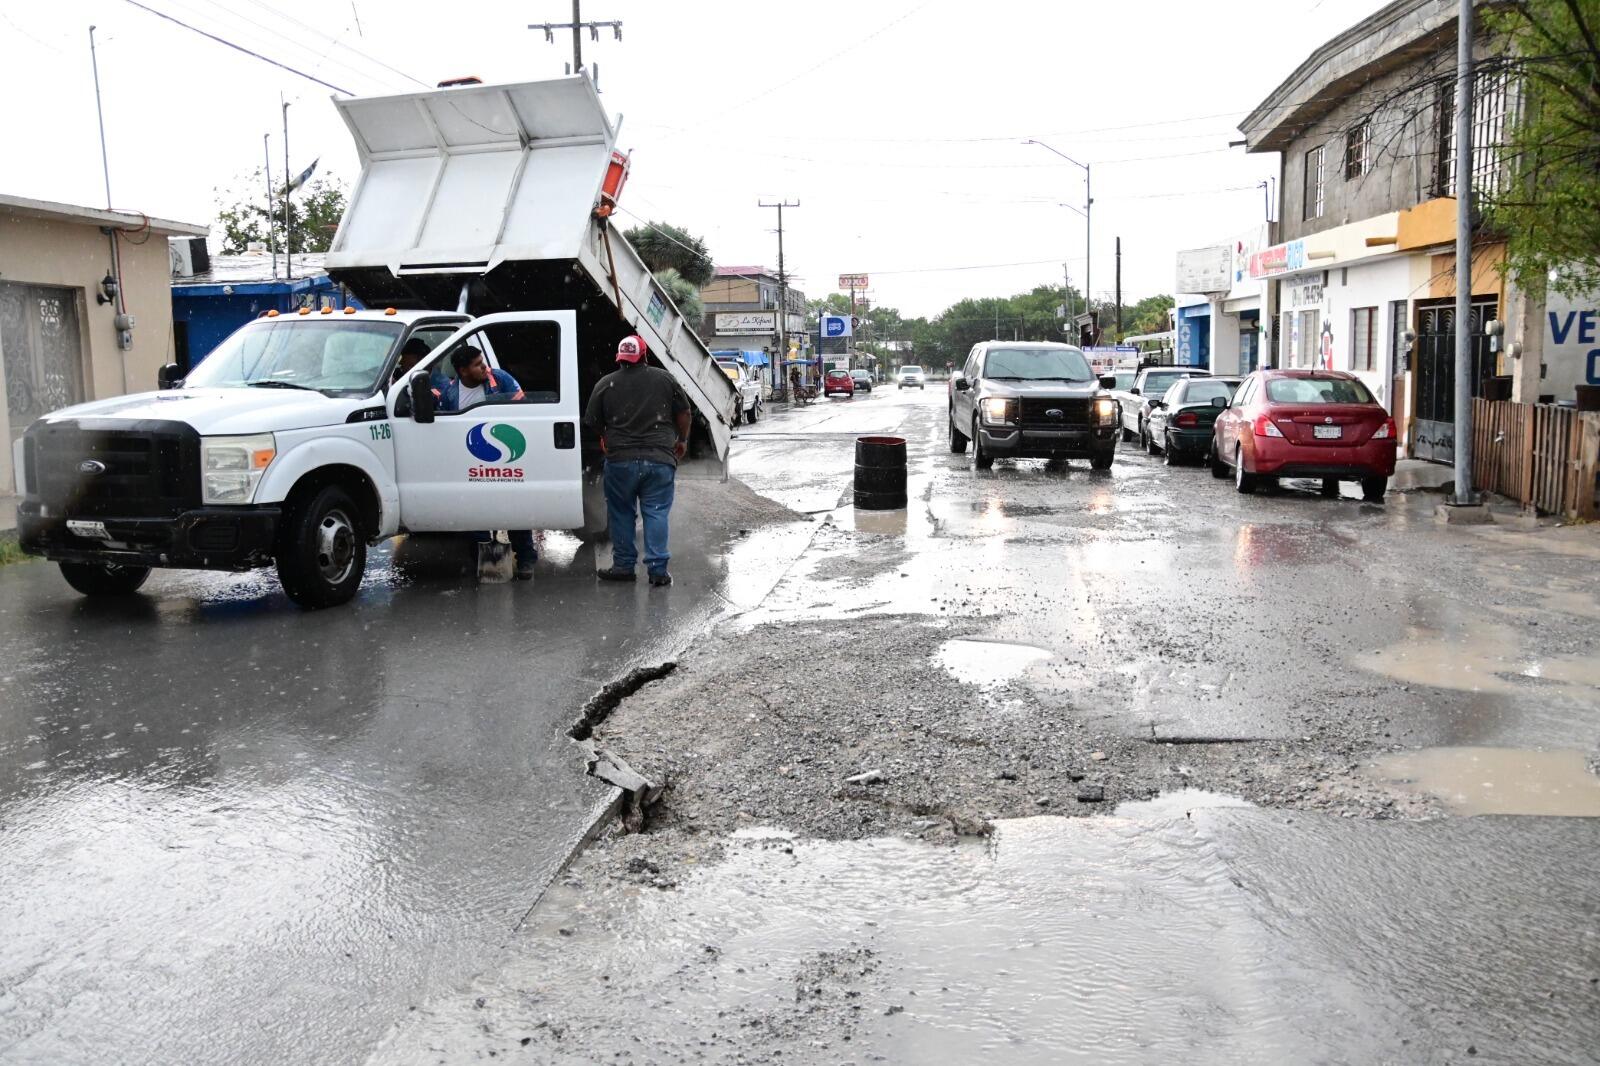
<box><xmin>387</xmin><ymin>311</ymin><xmax>583</xmax><ymax>531</ymax></box>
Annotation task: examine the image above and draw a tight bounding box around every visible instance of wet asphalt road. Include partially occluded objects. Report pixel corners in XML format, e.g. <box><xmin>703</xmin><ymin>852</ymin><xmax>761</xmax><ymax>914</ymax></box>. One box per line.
<box><xmin>0</xmin><ymin>471</ymin><xmax>793</xmax><ymax>1063</ymax></box>
<box><xmin>5</xmin><ymin>383</ymin><xmax>1599</xmax><ymax>1064</ymax></box>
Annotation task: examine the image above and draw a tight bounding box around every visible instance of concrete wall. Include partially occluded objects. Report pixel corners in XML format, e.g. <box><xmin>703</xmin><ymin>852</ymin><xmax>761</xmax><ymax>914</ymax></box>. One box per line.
<box><xmin>0</xmin><ymin>210</ymin><xmax>181</xmax><ymax>493</ymax></box>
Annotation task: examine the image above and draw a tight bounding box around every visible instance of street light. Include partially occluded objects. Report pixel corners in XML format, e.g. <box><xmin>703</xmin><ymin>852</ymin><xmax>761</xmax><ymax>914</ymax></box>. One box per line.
<box><xmin>1026</xmin><ymin>139</ymin><xmax>1091</xmax><ymax>342</ymax></box>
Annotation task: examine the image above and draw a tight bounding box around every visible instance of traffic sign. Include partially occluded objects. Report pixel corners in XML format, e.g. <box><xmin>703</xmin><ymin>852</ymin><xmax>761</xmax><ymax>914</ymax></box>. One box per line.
<box><xmin>821</xmin><ymin>314</ymin><xmax>852</xmax><ymax>338</ymax></box>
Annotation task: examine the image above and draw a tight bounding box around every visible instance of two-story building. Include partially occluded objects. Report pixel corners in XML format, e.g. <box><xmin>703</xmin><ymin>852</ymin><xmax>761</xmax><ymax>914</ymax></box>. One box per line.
<box><xmin>1240</xmin><ymin>0</ymin><xmax>1518</xmax><ymax>463</ymax></box>
<box><xmin>697</xmin><ymin>266</ymin><xmax>807</xmax><ymax>385</ymax></box>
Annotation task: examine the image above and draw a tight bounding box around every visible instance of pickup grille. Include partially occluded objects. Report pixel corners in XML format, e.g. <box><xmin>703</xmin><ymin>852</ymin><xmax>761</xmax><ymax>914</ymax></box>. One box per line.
<box><xmin>1017</xmin><ymin>397</ymin><xmax>1091</xmax><ymax>429</ymax></box>
<box><xmin>27</xmin><ymin>421</ymin><xmax>200</xmax><ymax>518</ymax></box>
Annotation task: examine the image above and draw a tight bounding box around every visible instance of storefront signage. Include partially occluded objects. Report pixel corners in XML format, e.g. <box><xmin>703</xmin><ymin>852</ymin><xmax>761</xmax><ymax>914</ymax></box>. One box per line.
<box><xmin>1284</xmin><ymin>274</ymin><xmax>1324</xmax><ymax>309</ymax></box>
<box><xmin>715</xmin><ymin>312</ymin><xmax>777</xmax><ymax>335</ymax></box>
<box><xmin>1248</xmin><ymin>239</ymin><xmax>1306</xmax><ymax>279</ymax></box>
<box><xmin>1176</xmin><ymin>245</ymin><xmax>1232</xmax><ymax>294</ymax></box>
<box><xmin>1544</xmin><ymin>296</ymin><xmax>1600</xmax><ymax>397</ymax></box>
<box><xmin>838</xmin><ymin>273</ymin><xmax>869</xmax><ymax>290</ymax></box>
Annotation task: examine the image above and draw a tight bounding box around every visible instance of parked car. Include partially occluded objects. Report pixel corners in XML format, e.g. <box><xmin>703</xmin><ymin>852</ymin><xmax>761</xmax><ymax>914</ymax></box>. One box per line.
<box><xmin>1110</xmin><ymin>366</ymin><xmax>1211</xmax><ymax>442</ymax></box>
<box><xmin>896</xmin><ymin>366</ymin><xmax>926</xmax><ymax>390</ymax></box>
<box><xmin>715</xmin><ymin>356</ymin><xmax>764</xmax><ymax>424</ymax></box>
<box><xmin>850</xmin><ymin>369</ymin><xmax>874</xmax><ymax>393</ymax></box>
<box><xmin>1210</xmin><ymin>369</ymin><xmax>1397</xmax><ymax>501</ymax></box>
<box><xmin>1144</xmin><ymin>377</ymin><xmax>1242</xmax><ymax>464</ymax></box>
<box><xmin>947</xmin><ymin>341</ymin><xmax>1119</xmax><ymax>470</ymax></box>
<box><xmin>824</xmin><ymin>368</ymin><xmax>855</xmax><ymax>397</ymax></box>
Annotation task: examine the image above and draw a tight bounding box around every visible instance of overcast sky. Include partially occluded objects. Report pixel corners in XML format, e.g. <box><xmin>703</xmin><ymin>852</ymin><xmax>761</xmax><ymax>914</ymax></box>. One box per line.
<box><xmin>2</xmin><ymin>0</ymin><xmax>1391</xmax><ymax>317</ymax></box>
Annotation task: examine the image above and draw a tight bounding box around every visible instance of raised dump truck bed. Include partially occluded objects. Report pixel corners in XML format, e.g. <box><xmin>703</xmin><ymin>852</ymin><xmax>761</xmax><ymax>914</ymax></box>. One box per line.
<box><xmin>324</xmin><ymin>76</ymin><xmax>738</xmax><ymax>463</ymax></box>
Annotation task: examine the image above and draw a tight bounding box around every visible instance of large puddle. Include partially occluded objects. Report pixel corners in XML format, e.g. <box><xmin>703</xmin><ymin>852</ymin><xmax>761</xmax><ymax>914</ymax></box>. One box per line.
<box><xmin>1374</xmin><ymin>746</ymin><xmax>1600</xmax><ymax>816</ymax></box>
<box><xmin>937</xmin><ymin>637</ymin><xmax>1053</xmax><ymax>687</ymax></box>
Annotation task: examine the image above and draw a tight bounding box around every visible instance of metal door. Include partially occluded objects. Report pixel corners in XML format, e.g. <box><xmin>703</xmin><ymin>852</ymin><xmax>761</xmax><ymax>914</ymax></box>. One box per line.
<box><xmin>1</xmin><ymin>282</ymin><xmax>85</xmax><ymax>452</ymax></box>
<box><xmin>1413</xmin><ymin>297</ymin><xmax>1496</xmax><ymax>464</ymax></box>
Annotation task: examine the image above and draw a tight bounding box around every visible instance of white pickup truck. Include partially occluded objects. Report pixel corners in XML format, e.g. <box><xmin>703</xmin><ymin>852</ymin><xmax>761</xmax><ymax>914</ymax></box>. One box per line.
<box><xmin>713</xmin><ymin>353</ymin><xmax>764</xmax><ymax>424</ymax></box>
<box><xmin>15</xmin><ymin>76</ymin><xmax>738</xmax><ymax>608</ymax></box>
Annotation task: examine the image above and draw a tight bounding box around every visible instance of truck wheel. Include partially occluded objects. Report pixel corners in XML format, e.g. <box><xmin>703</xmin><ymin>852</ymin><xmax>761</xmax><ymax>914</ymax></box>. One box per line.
<box><xmin>972</xmin><ymin>419</ymin><xmax>994</xmax><ymax>470</ymax></box>
<box><xmin>1090</xmin><ymin>449</ymin><xmax>1115</xmax><ymax>471</ymax></box>
<box><xmin>276</xmin><ymin>484</ymin><xmax>366</xmax><ymax>609</ymax></box>
<box><xmin>1142</xmin><ymin>424</ymin><xmax>1159</xmax><ymax>455</ymax></box>
<box><xmin>59</xmin><ymin>561</ymin><xmax>150</xmax><ymax>597</ymax></box>
<box><xmin>745</xmin><ymin>400</ymin><xmax>760</xmax><ymax>425</ymax></box>
<box><xmin>949</xmin><ymin>410</ymin><xmax>969</xmax><ymax>453</ymax></box>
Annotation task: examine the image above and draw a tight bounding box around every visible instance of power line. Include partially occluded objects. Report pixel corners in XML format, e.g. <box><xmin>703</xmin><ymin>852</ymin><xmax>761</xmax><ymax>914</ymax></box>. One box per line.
<box><xmin>120</xmin><ymin>0</ymin><xmax>354</xmax><ymax>94</ymax></box>
<box><xmin>233</xmin><ymin>0</ymin><xmax>430</xmax><ymax>87</ymax></box>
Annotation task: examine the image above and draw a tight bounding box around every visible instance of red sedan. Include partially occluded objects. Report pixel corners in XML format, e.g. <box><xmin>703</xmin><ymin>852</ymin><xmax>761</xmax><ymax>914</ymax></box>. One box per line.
<box><xmin>823</xmin><ymin>369</ymin><xmax>855</xmax><ymax>397</ymax></box>
<box><xmin>1210</xmin><ymin>369</ymin><xmax>1397</xmax><ymax>501</ymax></box>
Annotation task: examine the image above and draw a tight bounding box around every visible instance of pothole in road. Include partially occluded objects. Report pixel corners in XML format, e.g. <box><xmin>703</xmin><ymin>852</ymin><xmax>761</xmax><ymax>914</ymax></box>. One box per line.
<box><xmin>936</xmin><ymin>638</ymin><xmax>1052</xmax><ymax>687</ymax></box>
<box><xmin>1114</xmin><ymin>788</ymin><xmax>1256</xmax><ymax>820</ymax></box>
<box><xmin>1372</xmin><ymin>747</ymin><xmax>1600</xmax><ymax>817</ymax></box>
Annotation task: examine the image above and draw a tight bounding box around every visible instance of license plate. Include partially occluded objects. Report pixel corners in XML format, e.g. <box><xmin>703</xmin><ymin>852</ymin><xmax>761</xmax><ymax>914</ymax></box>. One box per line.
<box><xmin>1313</xmin><ymin>425</ymin><xmax>1342</xmax><ymax>439</ymax></box>
<box><xmin>67</xmin><ymin>519</ymin><xmax>111</xmax><ymax>540</ymax></box>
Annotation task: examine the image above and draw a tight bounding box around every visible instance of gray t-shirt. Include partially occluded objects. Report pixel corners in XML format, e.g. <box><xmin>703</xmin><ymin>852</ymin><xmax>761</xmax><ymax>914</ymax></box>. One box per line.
<box><xmin>583</xmin><ymin>364</ymin><xmax>691</xmax><ymax>467</ymax></box>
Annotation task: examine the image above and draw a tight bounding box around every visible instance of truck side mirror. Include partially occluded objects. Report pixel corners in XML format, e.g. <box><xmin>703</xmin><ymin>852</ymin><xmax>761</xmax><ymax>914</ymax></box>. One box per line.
<box><xmin>954</xmin><ymin>377</ymin><xmax>970</xmax><ymax>392</ymax></box>
<box><xmin>1129</xmin><ymin>387</ymin><xmax>1141</xmax><ymax>396</ymax></box>
<box><xmin>409</xmin><ymin>371</ymin><xmax>436</xmax><ymax>424</ymax></box>
<box><xmin>1099</xmin><ymin>375</ymin><xmax>1116</xmax><ymax>389</ymax></box>
<box><xmin>157</xmin><ymin>363</ymin><xmax>183</xmax><ymax>390</ymax></box>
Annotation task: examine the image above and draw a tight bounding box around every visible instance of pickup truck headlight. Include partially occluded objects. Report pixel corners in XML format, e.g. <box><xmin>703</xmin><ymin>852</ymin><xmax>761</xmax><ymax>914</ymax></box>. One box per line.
<box><xmin>981</xmin><ymin>397</ymin><xmax>1015</xmax><ymax>425</ymax></box>
<box><xmin>1093</xmin><ymin>397</ymin><xmax>1119</xmax><ymax>426</ymax></box>
<box><xmin>201</xmin><ymin>433</ymin><xmax>276</xmax><ymax>505</ymax></box>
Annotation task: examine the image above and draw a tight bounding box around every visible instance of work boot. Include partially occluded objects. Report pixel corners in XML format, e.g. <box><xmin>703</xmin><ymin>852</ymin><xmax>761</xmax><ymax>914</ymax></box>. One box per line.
<box><xmin>597</xmin><ymin>566</ymin><xmax>636</xmax><ymax>582</ymax></box>
<box><xmin>648</xmin><ymin>571</ymin><xmax>672</xmax><ymax>587</ymax></box>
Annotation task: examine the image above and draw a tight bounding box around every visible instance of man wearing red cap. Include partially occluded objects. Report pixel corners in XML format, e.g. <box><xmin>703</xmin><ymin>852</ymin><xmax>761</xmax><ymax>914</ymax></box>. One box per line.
<box><xmin>582</xmin><ymin>334</ymin><xmax>692</xmax><ymax>586</ymax></box>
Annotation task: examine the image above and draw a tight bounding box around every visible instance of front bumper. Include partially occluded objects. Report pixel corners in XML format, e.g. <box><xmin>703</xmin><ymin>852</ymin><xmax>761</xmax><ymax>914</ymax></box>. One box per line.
<box><xmin>1250</xmin><ymin>438</ymin><xmax>1398</xmax><ymax>479</ymax></box>
<box><xmin>18</xmin><ymin>501</ymin><xmax>282</xmax><ymax>571</ymax></box>
<box><xmin>978</xmin><ymin>424</ymin><xmax>1118</xmax><ymax>459</ymax></box>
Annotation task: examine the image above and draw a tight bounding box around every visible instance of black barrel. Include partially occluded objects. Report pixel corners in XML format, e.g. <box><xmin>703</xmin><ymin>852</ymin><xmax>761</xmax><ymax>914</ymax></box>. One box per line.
<box><xmin>854</xmin><ymin>435</ymin><xmax>907</xmax><ymax>510</ymax></box>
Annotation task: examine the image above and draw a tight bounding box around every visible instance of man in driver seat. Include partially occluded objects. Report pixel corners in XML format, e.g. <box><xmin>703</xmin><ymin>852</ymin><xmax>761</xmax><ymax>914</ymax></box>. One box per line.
<box><xmin>435</xmin><ymin>347</ymin><xmax>536</xmax><ymax>580</ymax></box>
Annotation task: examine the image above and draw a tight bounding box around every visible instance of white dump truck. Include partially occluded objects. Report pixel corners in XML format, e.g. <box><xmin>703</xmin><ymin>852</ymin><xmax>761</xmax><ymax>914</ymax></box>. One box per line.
<box><xmin>15</xmin><ymin>76</ymin><xmax>739</xmax><ymax>608</ymax></box>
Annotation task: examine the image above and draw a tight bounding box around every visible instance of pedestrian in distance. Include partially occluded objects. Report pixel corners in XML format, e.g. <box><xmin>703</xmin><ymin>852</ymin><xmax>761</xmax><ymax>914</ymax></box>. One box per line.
<box><xmin>583</xmin><ymin>334</ymin><xmax>691</xmax><ymax>587</ymax></box>
<box><xmin>435</xmin><ymin>345</ymin><xmax>538</xmax><ymax>581</ymax></box>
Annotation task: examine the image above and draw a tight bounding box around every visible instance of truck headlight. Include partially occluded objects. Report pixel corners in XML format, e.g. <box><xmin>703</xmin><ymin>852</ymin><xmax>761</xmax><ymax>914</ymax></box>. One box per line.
<box><xmin>1093</xmin><ymin>397</ymin><xmax>1118</xmax><ymax>426</ymax></box>
<box><xmin>981</xmin><ymin>397</ymin><xmax>1014</xmax><ymax>425</ymax></box>
<box><xmin>201</xmin><ymin>433</ymin><xmax>276</xmax><ymax>504</ymax></box>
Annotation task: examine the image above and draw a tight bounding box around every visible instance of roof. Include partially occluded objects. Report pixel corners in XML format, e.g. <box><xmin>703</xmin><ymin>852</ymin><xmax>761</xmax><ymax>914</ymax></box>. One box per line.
<box><xmin>0</xmin><ymin>193</ymin><xmax>207</xmax><ymax>236</ymax></box>
<box><xmin>172</xmin><ymin>252</ymin><xmax>330</xmax><ymax>290</ymax></box>
<box><xmin>249</xmin><ymin>308</ymin><xmax>466</xmax><ymax>325</ymax></box>
<box><xmin>1238</xmin><ymin>0</ymin><xmax>1461</xmax><ymax>153</ymax></box>
<box><xmin>713</xmin><ymin>265</ymin><xmax>773</xmax><ymax>279</ymax></box>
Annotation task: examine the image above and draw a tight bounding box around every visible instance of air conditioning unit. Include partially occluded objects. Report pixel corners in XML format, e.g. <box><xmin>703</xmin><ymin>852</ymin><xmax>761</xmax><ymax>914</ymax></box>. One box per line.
<box><xmin>168</xmin><ymin>236</ymin><xmax>211</xmax><ymax>278</ymax></box>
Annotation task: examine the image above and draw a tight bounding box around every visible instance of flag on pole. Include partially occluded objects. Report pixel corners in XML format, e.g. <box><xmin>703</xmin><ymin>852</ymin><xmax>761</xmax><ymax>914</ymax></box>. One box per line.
<box><xmin>286</xmin><ymin>157</ymin><xmax>319</xmax><ymax>194</ymax></box>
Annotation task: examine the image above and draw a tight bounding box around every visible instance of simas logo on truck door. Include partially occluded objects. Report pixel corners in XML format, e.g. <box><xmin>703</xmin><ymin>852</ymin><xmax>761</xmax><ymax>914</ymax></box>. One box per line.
<box><xmin>466</xmin><ymin>423</ymin><xmax>527</xmax><ymax>482</ymax></box>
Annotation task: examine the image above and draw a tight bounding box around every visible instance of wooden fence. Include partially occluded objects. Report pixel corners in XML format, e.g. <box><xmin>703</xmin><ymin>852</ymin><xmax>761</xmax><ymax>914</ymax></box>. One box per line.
<box><xmin>1471</xmin><ymin>398</ymin><xmax>1600</xmax><ymax>519</ymax></box>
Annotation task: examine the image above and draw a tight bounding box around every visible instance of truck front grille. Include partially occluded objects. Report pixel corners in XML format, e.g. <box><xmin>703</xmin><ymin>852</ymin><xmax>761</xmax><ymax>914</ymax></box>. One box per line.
<box><xmin>28</xmin><ymin>421</ymin><xmax>200</xmax><ymax>519</ymax></box>
<box><xmin>1017</xmin><ymin>397</ymin><xmax>1091</xmax><ymax>429</ymax></box>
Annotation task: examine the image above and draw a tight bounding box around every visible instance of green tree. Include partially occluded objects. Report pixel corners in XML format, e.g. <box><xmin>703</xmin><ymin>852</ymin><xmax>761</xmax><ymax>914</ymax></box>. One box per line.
<box><xmin>623</xmin><ymin>221</ymin><xmax>715</xmax><ymax>288</ymax></box>
<box><xmin>653</xmin><ymin>267</ymin><xmax>703</xmax><ymax>323</ymax></box>
<box><xmin>1122</xmin><ymin>294</ymin><xmax>1174</xmax><ymax>337</ymax></box>
<box><xmin>1486</xmin><ymin>0</ymin><xmax>1600</xmax><ymax>296</ymax></box>
<box><xmin>213</xmin><ymin>169</ymin><xmax>348</xmax><ymax>255</ymax></box>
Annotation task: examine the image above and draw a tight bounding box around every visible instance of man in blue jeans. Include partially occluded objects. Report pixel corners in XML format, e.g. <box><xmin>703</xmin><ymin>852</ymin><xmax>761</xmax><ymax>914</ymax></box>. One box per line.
<box><xmin>583</xmin><ymin>334</ymin><xmax>691</xmax><ymax>586</ymax></box>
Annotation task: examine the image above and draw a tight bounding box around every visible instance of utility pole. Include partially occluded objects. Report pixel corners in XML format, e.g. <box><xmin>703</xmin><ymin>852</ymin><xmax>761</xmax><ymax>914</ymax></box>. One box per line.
<box><xmin>1451</xmin><ymin>0</ymin><xmax>1476</xmax><ymax>505</ymax></box>
<box><xmin>759</xmin><ymin>199</ymin><xmax>799</xmax><ymax>394</ymax></box>
<box><xmin>531</xmin><ymin>3</ymin><xmax>622</xmax><ymax>79</ymax></box>
<box><xmin>1027</xmin><ymin>140</ymin><xmax>1091</xmax><ymax>345</ymax></box>
<box><xmin>1063</xmin><ymin>262</ymin><xmax>1075</xmax><ymax>324</ymax></box>
<box><xmin>282</xmin><ymin>97</ymin><xmax>293</xmax><ymax>281</ymax></box>
<box><xmin>264</xmin><ymin>134</ymin><xmax>277</xmax><ymax>278</ymax></box>
<box><xmin>88</xmin><ymin>24</ymin><xmax>128</xmax><ymax>392</ymax></box>
<box><xmin>1115</xmin><ymin>237</ymin><xmax>1123</xmax><ymax>339</ymax></box>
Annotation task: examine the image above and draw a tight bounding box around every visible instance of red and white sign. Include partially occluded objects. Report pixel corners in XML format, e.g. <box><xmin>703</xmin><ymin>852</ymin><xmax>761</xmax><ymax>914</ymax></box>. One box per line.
<box><xmin>838</xmin><ymin>273</ymin><xmax>869</xmax><ymax>290</ymax></box>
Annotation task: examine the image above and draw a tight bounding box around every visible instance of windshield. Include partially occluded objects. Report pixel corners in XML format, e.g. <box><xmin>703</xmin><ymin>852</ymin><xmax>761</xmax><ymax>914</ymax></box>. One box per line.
<box><xmin>1113</xmin><ymin>371</ymin><xmax>1136</xmax><ymax>391</ymax></box>
<box><xmin>185</xmin><ymin>319</ymin><xmax>405</xmax><ymax>395</ymax></box>
<box><xmin>983</xmin><ymin>347</ymin><xmax>1092</xmax><ymax>382</ymax></box>
<box><xmin>1267</xmin><ymin>376</ymin><xmax>1375</xmax><ymax>404</ymax></box>
<box><xmin>900</xmin><ymin>366</ymin><xmax>923</xmax><ymax>375</ymax></box>
<box><xmin>1179</xmin><ymin>380</ymin><xmax>1239</xmax><ymax>404</ymax></box>
<box><xmin>1142</xmin><ymin>371</ymin><xmax>1196</xmax><ymax>395</ymax></box>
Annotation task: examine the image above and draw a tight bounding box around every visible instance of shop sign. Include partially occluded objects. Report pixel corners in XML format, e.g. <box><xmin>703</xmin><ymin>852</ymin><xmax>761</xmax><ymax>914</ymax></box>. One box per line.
<box><xmin>1248</xmin><ymin>239</ymin><xmax>1306</xmax><ymax>279</ymax></box>
<box><xmin>715</xmin><ymin>312</ymin><xmax>777</xmax><ymax>335</ymax></box>
<box><xmin>1284</xmin><ymin>274</ymin><xmax>1324</xmax><ymax>309</ymax></box>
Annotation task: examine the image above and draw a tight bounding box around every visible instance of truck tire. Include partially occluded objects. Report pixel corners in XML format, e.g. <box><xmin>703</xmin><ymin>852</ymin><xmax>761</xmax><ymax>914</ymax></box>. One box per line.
<box><xmin>59</xmin><ymin>561</ymin><xmax>150</xmax><ymax>597</ymax></box>
<box><xmin>745</xmin><ymin>400</ymin><xmax>760</xmax><ymax>425</ymax></box>
<box><xmin>1090</xmin><ymin>448</ymin><xmax>1115</xmax><ymax>471</ymax></box>
<box><xmin>949</xmin><ymin>410</ymin><xmax>969</xmax><ymax>453</ymax></box>
<box><xmin>276</xmin><ymin>484</ymin><xmax>366</xmax><ymax>609</ymax></box>
<box><xmin>972</xmin><ymin>419</ymin><xmax>994</xmax><ymax>470</ymax></box>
